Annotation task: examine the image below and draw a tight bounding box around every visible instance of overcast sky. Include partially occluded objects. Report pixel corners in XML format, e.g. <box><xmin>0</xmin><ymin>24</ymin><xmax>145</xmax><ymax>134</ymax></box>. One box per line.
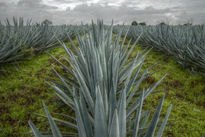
<box><xmin>0</xmin><ymin>0</ymin><xmax>204</xmax><ymax>25</ymax></box>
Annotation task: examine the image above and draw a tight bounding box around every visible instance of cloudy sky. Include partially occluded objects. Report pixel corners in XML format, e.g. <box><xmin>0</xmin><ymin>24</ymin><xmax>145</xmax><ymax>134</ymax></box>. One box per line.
<box><xmin>0</xmin><ymin>0</ymin><xmax>204</xmax><ymax>25</ymax></box>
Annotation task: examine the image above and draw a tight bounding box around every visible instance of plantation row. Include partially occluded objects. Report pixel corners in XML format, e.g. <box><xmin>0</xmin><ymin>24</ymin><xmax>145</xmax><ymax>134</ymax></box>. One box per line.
<box><xmin>1</xmin><ymin>18</ymin><xmax>205</xmax><ymax>76</ymax></box>
<box><xmin>114</xmin><ymin>24</ymin><xmax>205</xmax><ymax>75</ymax></box>
<box><xmin>0</xmin><ymin>18</ymin><xmax>89</xmax><ymax>67</ymax></box>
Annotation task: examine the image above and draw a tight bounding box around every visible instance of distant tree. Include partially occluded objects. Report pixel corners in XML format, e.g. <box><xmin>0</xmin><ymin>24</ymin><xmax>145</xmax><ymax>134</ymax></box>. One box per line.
<box><xmin>139</xmin><ymin>22</ymin><xmax>146</xmax><ymax>26</ymax></box>
<box><xmin>42</xmin><ymin>19</ymin><xmax>52</xmax><ymax>25</ymax></box>
<box><xmin>35</xmin><ymin>23</ymin><xmax>40</xmax><ymax>26</ymax></box>
<box><xmin>159</xmin><ymin>22</ymin><xmax>166</xmax><ymax>25</ymax></box>
<box><xmin>131</xmin><ymin>21</ymin><xmax>138</xmax><ymax>26</ymax></box>
<box><xmin>183</xmin><ymin>18</ymin><xmax>193</xmax><ymax>26</ymax></box>
<box><xmin>183</xmin><ymin>23</ymin><xmax>192</xmax><ymax>26</ymax></box>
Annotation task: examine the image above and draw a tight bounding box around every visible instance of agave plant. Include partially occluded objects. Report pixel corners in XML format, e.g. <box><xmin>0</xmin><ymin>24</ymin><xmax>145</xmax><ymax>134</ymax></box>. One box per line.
<box><xmin>0</xmin><ymin>17</ymin><xmax>90</xmax><ymax>69</ymax></box>
<box><xmin>125</xmin><ymin>24</ymin><xmax>205</xmax><ymax>75</ymax></box>
<box><xmin>0</xmin><ymin>17</ymin><xmax>28</xmax><ymax>64</ymax></box>
<box><xmin>28</xmin><ymin>21</ymin><xmax>172</xmax><ymax>137</ymax></box>
<box><xmin>0</xmin><ymin>17</ymin><xmax>54</xmax><ymax>64</ymax></box>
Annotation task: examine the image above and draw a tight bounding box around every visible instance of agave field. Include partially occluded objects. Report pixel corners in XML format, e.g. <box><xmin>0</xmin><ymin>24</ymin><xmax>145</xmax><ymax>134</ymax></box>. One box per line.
<box><xmin>0</xmin><ymin>19</ymin><xmax>205</xmax><ymax>137</ymax></box>
<box><xmin>0</xmin><ymin>18</ymin><xmax>89</xmax><ymax>68</ymax></box>
<box><xmin>114</xmin><ymin>24</ymin><xmax>205</xmax><ymax>75</ymax></box>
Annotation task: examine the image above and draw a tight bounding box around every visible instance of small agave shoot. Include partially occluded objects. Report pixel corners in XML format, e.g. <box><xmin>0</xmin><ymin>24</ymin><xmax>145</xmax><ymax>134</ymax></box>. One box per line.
<box><xmin>28</xmin><ymin>21</ymin><xmax>172</xmax><ymax>137</ymax></box>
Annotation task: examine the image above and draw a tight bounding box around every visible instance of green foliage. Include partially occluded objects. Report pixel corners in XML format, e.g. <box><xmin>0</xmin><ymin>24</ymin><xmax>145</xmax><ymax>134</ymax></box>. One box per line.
<box><xmin>132</xmin><ymin>21</ymin><xmax>138</xmax><ymax>26</ymax></box>
<box><xmin>158</xmin><ymin>22</ymin><xmax>166</xmax><ymax>25</ymax></box>
<box><xmin>139</xmin><ymin>22</ymin><xmax>146</xmax><ymax>26</ymax></box>
<box><xmin>42</xmin><ymin>19</ymin><xmax>52</xmax><ymax>25</ymax></box>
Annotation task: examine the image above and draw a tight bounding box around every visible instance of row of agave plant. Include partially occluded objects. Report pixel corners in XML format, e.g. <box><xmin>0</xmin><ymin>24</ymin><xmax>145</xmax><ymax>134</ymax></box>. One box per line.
<box><xmin>0</xmin><ymin>17</ymin><xmax>90</xmax><ymax>66</ymax></box>
<box><xmin>28</xmin><ymin>21</ymin><xmax>172</xmax><ymax>137</ymax></box>
<box><xmin>113</xmin><ymin>24</ymin><xmax>205</xmax><ymax>75</ymax></box>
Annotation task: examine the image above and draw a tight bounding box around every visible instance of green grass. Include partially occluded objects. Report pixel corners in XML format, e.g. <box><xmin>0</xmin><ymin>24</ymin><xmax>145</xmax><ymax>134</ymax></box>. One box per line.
<box><xmin>130</xmin><ymin>44</ymin><xmax>205</xmax><ymax>137</ymax></box>
<box><xmin>0</xmin><ymin>39</ymin><xmax>204</xmax><ymax>137</ymax></box>
<box><xmin>0</xmin><ymin>45</ymin><xmax>71</xmax><ymax>137</ymax></box>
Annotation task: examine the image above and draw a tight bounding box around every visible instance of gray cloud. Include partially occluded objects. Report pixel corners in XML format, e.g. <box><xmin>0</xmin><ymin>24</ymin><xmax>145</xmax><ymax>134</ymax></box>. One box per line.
<box><xmin>0</xmin><ymin>0</ymin><xmax>204</xmax><ymax>25</ymax></box>
<box><xmin>0</xmin><ymin>0</ymin><xmax>58</xmax><ymax>23</ymax></box>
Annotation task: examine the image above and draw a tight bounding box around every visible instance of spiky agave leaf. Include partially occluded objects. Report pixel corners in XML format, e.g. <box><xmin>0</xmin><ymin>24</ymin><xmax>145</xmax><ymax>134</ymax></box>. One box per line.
<box><xmin>28</xmin><ymin>102</ymin><xmax>62</xmax><ymax>137</ymax></box>
<box><xmin>30</xmin><ymin>21</ymin><xmax>172</xmax><ymax>137</ymax></box>
<box><xmin>28</xmin><ymin>120</ymin><xmax>43</xmax><ymax>137</ymax></box>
